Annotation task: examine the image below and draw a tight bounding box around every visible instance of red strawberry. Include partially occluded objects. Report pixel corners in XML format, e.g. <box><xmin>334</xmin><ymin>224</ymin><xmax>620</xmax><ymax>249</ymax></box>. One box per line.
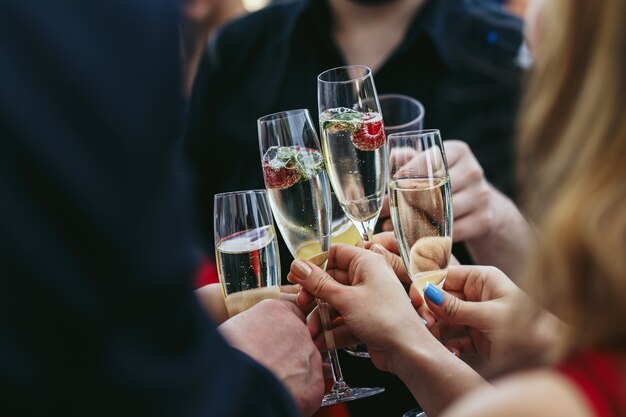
<box><xmin>262</xmin><ymin>164</ymin><xmax>301</xmax><ymax>190</ymax></box>
<box><xmin>352</xmin><ymin>120</ymin><xmax>386</xmax><ymax>151</ymax></box>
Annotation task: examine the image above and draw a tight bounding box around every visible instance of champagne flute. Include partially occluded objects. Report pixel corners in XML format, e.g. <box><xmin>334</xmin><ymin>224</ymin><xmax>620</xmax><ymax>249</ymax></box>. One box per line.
<box><xmin>342</xmin><ymin>94</ymin><xmax>426</xmax><ymax>358</ymax></box>
<box><xmin>379</xmin><ymin>94</ymin><xmax>425</xmax><ymax>135</ymax></box>
<box><xmin>214</xmin><ymin>190</ymin><xmax>281</xmax><ymax>317</ymax></box>
<box><xmin>387</xmin><ymin>129</ymin><xmax>453</xmax><ymax>292</ymax></box>
<box><xmin>374</xmin><ymin>94</ymin><xmax>425</xmax><ymax>238</ymax></box>
<box><xmin>318</xmin><ymin>65</ymin><xmax>388</xmax><ymax>359</ymax></box>
<box><xmin>258</xmin><ymin>109</ymin><xmax>384</xmax><ymax>405</ymax></box>
<box><xmin>389</xmin><ymin>130</ymin><xmax>451</xmax><ymax>417</ymax></box>
<box><xmin>318</xmin><ymin>65</ymin><xmax>388</xmax><ymax>243</ymax></box>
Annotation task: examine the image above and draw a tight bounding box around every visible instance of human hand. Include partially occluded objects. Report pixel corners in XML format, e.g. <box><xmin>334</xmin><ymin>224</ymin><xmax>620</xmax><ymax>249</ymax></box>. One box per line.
<box><xmin>378</xmin><ymin>140</ymin><xmax>496</xmax><ymax>242</ymax></box>
<box><xmin>218</xmin><ymin>299</ymin><xmax>324</xmax><ymax>416</ymax></box>
<box><xmin>196</xmin><ymin>283</ymin><xmax>305</xmax><ymax>325</ymax></box>
<box><xmin>444</xmin><ymin>140</ymin><xmax>500</xmax><ymax>242</ymax></box>
<box><xmin>413</xmin><ymin>265</ymin><xmax>526</xmax><ymax>360</ymax></box>
<box><xmin>288</xmin><ymin>244</ymin><xmax>429</xmax><ymax>373</ymax></box>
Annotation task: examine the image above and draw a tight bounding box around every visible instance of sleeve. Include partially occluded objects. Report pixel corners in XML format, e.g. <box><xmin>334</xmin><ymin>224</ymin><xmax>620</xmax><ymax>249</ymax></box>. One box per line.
<box><xmin>0</xmin><ymin>1</ymin><xmax>298</xmax><ymax>416</ymax></box>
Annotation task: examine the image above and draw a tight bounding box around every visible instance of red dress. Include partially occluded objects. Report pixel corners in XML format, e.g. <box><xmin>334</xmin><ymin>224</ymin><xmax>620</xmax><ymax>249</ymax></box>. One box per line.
<box><xmin>557</xmin><ymin>350</ymin><xmax>626</xmax><ymax>417</ymax></box>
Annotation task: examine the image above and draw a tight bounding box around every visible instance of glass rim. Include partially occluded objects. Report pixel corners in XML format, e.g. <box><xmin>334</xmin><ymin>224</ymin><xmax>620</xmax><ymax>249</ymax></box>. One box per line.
<box><xmin>317</xmin><ymin>65</ymin><xmax>372</xmax><ymax>84</ymax></box>
<box><xmin>257</xmin><ymin>109</ymin><xmax>311</xmax><ymax>124</ymax></box>
<box><xmin>379</xmin><ymin>94</ymin><xmax>426</xmax><ymax>130</ymax></box>
<box><xmin>387</xmin><ymin>129</ymin><xmax>441</xmax><ymax>140</ymax></box>
<box><xmin>214</xmin><ymin>189</ymin><xmax>268</xmax><ymax>200</ymax></box>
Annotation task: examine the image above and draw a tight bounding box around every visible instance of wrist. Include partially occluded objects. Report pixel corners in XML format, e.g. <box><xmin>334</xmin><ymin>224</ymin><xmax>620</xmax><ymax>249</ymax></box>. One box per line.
<box><xmin>387</xmin><ymin>326</ymin><xmax>453</xmax><ymax>382</ymax></box>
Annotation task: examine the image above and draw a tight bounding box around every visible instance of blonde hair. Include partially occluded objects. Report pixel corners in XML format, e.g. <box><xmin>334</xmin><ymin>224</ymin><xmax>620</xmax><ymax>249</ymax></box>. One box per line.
<box><xmin>516</xmin><ymin>0</ymin><xmax>626</xmax><ymax>359</ymax></box>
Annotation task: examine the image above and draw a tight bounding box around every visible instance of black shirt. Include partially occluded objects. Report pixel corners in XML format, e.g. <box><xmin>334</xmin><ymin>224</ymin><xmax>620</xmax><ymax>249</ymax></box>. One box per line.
<box><xmin>185</xmin><ymin>0</ymin><xmax>523</xmax><ymax>414</ymax></box>
<box><xmin>0</xmin><ymin>1</ymin><xmax>298</xmax><ymax>416</ymax></box>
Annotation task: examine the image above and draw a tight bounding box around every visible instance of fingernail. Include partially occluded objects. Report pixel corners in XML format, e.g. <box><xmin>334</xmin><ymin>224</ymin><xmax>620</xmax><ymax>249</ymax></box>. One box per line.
<box><xmin>424</xmin><ymin>283</ymin><xmax>444</xmax><ymax>305</ymax></box>
<box><xmin>421</xmin><ymin>318</ymin><xmax>428</xmax><ymax>326</ymax></box>
<box><xmin>371</xmin><ymin>244</ymin><xmax>386</xmax><ymax>255</ymax></box>
<box><xmin>292</xmin><ymin>260</ymin><xmax>312</xmax><ymax>280</ymax></box>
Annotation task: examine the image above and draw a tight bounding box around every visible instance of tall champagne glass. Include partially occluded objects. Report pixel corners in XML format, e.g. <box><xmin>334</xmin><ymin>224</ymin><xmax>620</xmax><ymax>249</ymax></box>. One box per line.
<box><xmin>258</xmin><ymin>109</ymin><xmax>384</xmax><ymax>405</ymax></box>
<box><xmin>214</xmin><ymin>190</ymin><xmax>281</xmax><ymax>317</ymax></box>
<box><xmin>388</xmin><ymin>129</ymin><xmax>453</xmax><ymax>292</ymax></box>
<box><xmin>374</xmin><ymin>94</ymin><xmax>425</xmax><ymax>236</ymax></box>
<box><xmin>318</xmin><ymin>65</ymin><xmax>388</xmax><ymax>243</ymax></box>
<box><xmin>389</xmin><ymin>130</ymin><xmax>451</xmax><ymax>417</ymax></box>
<box><xmin>379</xmin><ymin>94</ymin><xmax>425</xmax><ymax>135</ymax></box>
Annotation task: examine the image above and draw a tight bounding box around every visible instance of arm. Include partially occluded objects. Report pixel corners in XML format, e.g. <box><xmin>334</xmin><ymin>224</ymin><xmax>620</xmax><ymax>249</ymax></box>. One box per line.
<box><xmin>442</xmin><ymin>370</ymin><xmax>593</xmax><ymax>417</ymax></box>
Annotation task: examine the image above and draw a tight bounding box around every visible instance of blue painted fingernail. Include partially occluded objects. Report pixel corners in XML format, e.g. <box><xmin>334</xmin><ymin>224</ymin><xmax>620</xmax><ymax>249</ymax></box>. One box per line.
<box><xmin>424</xmin><ymin>283</ymin><xmax>444</xmax><ymax>305</ymax></box>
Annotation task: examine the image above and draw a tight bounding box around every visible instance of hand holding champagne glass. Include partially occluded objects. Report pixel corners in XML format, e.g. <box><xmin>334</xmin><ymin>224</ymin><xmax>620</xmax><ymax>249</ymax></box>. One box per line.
<box><xmin>258</xmin><ymin>109</ymin><xmax>384</xmax><ymax>405</ymax></box>
<box><xmin>387</xmin><ymin>129</ymin><xmax>453</xmax><ymax>292</ymax></box>
<box><xmin>213</xmin><ymin>190</ymin><xmax>281</xmax><ymax>317</ymax></box>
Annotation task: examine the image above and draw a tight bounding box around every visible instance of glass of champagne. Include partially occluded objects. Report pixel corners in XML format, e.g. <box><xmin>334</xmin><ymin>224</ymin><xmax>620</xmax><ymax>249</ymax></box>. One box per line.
<box><xmin>318</xmin><ymin>65</ymin><xmax>388</xmax><ymax>359</ymax></box>
<box><xmin>387</xmin><ymin>129</ymin><xmax>453</xmax><ymax>293</ymax></box>
<box><xmin>379</xmin><ymin>94</ymin><xmax>425</xmax><ymax>135</ymax></box>
<box><xmin>214</xmin><ymin>189</ymin><xmax>281</xmax><ymax>317</ymax></box>
<box><xmin>375</xmin><ymin>94</ymin><xmax>426</xmax><ymax>235</ymax></box>
<box><xmin>390</xmin><ymin>130</ymin><xmax>451</xmax><ymax>417</ymax></box>
<box><xmin>258</xmin><ymin>109</ymin><xmax>384</xmax><ymax>405</ymax></box>
<box><xmin>318</xmin><ymin>65</ymin><xmax>388</xmax><ymax>242</ymax></box>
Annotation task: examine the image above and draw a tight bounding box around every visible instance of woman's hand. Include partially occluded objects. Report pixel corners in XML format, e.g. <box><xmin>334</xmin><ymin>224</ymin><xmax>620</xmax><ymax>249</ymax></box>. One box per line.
<box><xmin>288</xmin><ymin>244</ymin><xmax>429</xmax><ymax>373</ymax></box>
<box><xmin>414</xmin><ymin>265</ymin><xmax>555</xmax><ymax>360</ymax></box>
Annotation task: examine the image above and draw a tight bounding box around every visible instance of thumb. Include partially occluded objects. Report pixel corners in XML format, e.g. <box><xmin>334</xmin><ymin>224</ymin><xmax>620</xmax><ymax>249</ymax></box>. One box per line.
<box><xmin>288</xmin><ymin>259</ymin><xmax>344</xmax><ymax>307</ymax></box>
<box><xmin>423</xmin><ymin>282</ymin><xmax>485</xmax><ymax>328</ymax></box>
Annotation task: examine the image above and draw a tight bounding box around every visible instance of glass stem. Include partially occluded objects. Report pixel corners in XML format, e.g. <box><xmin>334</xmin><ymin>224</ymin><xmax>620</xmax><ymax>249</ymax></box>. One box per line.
<box><xmin>352</xmin><ymin>218</ymin><xmax>376</xmax><ymax>243</ymax></box>
<box><xmin>317</xmin><ymin>299</ymin><xmax>350</xmax><ymax>393</ymax></box>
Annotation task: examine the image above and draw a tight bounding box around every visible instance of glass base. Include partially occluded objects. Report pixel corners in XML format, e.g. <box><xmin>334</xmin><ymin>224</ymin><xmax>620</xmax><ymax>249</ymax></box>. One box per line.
<box><xmin>343</xmin><ymin>344</ymin><xmax>371</xmax><ymax>359</ymax></box>
<box><xmin>402</xmin><ymin>408</ymin><xmax>426</xmax><ymax>417</ymax></box>
<box><xmin>321</xmin><ymin>386</ymin><xmax>385</xmax><ymax>407</ymax></box>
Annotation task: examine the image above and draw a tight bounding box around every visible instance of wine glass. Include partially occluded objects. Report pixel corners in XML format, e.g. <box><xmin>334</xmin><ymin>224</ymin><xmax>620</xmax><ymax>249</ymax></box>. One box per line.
<box><xmin>341</xmin><ymin>94</ymin><xmax>425</xmax><ymax>358</ymax></box>
<box><xmin>387</xmin><ymin>129</ymin><xmax>453</xmax><ymax>292</ymax></box>
<box><xmin>379</xmin><ymin>94</ymin><xmax>425</xmax><ymax>135</ymax></box>
<box><xmin>258</xmin><ymin>109</ymin><xmax>384</xmax><ymax>405</ymax></box>
<box><xmin>388</xmin><ymin>130</ymin><xmax>451</xmax><ymax>417</ymax></box>
<box><xmin>317</xmin><ymin>65</ymin><xmax>388</xmax><ymax>243</ymax></box>
<box><xmin>213</xmin><ymin>189</ymin><xmax>281</xmax><ymax>317</ymax></box>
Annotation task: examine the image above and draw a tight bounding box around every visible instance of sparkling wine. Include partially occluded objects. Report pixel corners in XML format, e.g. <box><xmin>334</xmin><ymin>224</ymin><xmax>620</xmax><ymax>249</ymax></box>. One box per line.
<box><xmin>216</xmin><ymin>225</ymin><xmax>280</xmax><ymax>316</ymax></box>
<box><xmin>320</xmin><ymin>108</ymin><xmax>386</xmax><ymax>230</ymax></box>
<box><xmin>224</xmin><ymin>286</ymin><xmax>281</xmax><ymax>317</ymax></box>
<box><xmin>389</xmin><ymin>176</ymin><xmax>453</xmax><ymax>291</ymax></box>
<box><xmin>262</xmin><ymin>146</ymin><xmax>331</xmax><ymax>267</ymax></box>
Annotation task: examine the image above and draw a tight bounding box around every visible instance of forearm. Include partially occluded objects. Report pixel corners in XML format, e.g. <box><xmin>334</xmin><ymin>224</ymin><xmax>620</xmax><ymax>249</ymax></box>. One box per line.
<box><xmin>465</xmin><ymin>186</ymin><xmax>533</xmax><ymax>282</ymax></box>
<box><xmin>390</xmin><ymin>335</ymin><xmax>490</xmax><ymax>416</ymax></box>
